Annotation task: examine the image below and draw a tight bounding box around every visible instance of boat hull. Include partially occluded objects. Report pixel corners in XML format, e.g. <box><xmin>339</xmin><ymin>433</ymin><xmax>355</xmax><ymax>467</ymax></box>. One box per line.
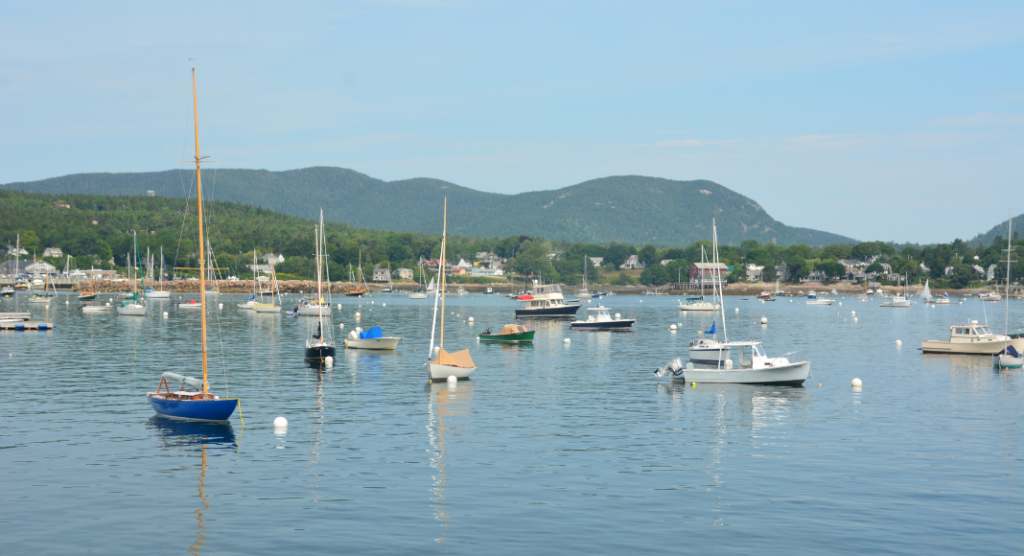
<box><xmin>345</xmin><ymin>337</ymin><xmax>402</xmax><ymax>350</ymax></box>
<box><xmin>82</xmin><ymin>305</ymin><xmax>111</xmax><ymax>313</ymax></box>
<box><xmin>995</xmin><ymin>354</ymin><xmax>1023</xmax><ymax>369</ymax></box>
<box><xmin>515</xmin><ymin>305</ymin><xmax>580</xmax><ymax>318</ymax></box>
<box><xmin>253</xmin><ymin>303</ymin><xmax>281</xmax><ymax>313</ymax></box>
<box><xmin>426</xmin><ymin>361</ymin><xmax>476</xmax><ymax>381</ymax></box>
<box><xmin>304</xmin><ymin>345</ymin><xmax>337</xmax><ymax>361</ymax></box>
<box><xmin>148</xmin><ymin>291</ymin><xmax>170</xmax><ymax>299</ymax></box>
<box><xmin>921</xmin><ymin>337</ymin><xmax>1024</xmax><ymax>355</ymax></box>
<box><xmin>147</xmin><ymin>394</ymin><xmax>238</xmax><ymax>421</ymax></box>
<box><xmin>117</xmin><ymin>304</ymin><xmax>147</xmax><ymax>316</ymax></box>
<box><xmin>77</xmin><ymin>294</ymin><xmax>96</xmax><ymax>301</ymax></box>
<box><xmin>479</xmin><ymin>331</ymin><xmax>535</xmax><ymax>343</ymax></box>
<box><xmin>409</xmin><ymin>293</ymin><xmax>428</xmax><ymax>299</ymax></box>
<box><xmin>679</xmin><ymin>302</ymin><xmax>718</xmax><ymax>311</ymax></box>
<box><xmin>879</xmin><ymin>301</ymin><xmax>910</xmax><ymax>307</ymax></box>
<box><xmin>678</xmin><ymin>361</ymin><xmax>810</xmax><ymax>385</ymax></box>
<box><xmin>689</xmin><ymin>345</ymin><xmax>730</xmax><ymax>363</ymax></box>
<box><xmin>570</xmin><ymin>319</ymin><xmax>635</xmax><ymax>330</ymax></box>
<box><xmin>807</xmin><ymin>300</ymin><xmax>834</xmax><ymax>305</ymax></box>
<box><xmin>297</xmin><ymin>305</ymin><xmax>331</xmax><ymax>316</ymax></box>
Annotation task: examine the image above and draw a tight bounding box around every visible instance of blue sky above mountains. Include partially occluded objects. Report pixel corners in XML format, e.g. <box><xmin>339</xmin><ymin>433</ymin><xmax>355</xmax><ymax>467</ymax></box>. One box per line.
<box><xmin>1</xmin><ymin>0</ymin><xmax>1021</xmax><ymax>243</ymax></box>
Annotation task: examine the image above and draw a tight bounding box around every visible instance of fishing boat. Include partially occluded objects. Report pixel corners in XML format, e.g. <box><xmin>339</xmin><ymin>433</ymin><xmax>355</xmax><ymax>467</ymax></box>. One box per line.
<box><xmin>675</xmin><ymin>219</ymin><xmax>810</xmax><ymax>384</ymax></box>
<box><xmin>806</xmin><ymin>290</ymin><xmax>835</xmax><ymax>305</ymax></box>
<box><xmin>980</xmin><ymin>292</ymin><xmax>1002</xmax><ymax>302</ymax></box>
<box><xmin>346</xmin><ymin>326</ymin><xmax>402</xmax><ymax>350</ymax></box>
<box><xmin>879</xmin><ymin>274</ymin><xmax>911</xmax><ymax>308</ymax></box>
<box><xmin>931</xmin><ymin>292</ymin><xmax>951</xmax><ymax>305</ymax></box>
<box><xmin>484</xmin><ymin>287</ymin><xmax>495</xmax><ymax>295</ymax></box>
<box><xmin>117</xmin><ymin>232</ymin><xmax>148</xmax><ymax>316</ymax></box>
<box><xmin>479</xmin><ymin>324</ymin><xmax>534</xmax><ymax>343</ymax></box>
<box><xmin>1</xmin><ymin>285</ymin><xmax>14</xmax><ymax>297</ymax></box>
<box><xmin>454</xmin><ymin>285</ymin><xmax>467</xmax><ymax>296</ymax></box>
<box><xmin>426</xmin><ymin>198</ymin><xmax>477</xmax><ymax>381</ymax></box>
<box><xmin>993</xmin><ymin>218</ymin><xmax>1023</xmax><ymax>369</ymax></box>
<box><xmin>304</xmin><ymin>211</ymin><xmax>336</xmax><ymax>363</ymax></box>
<box><xmin>148</xmin><ymin>247</ymin><xmax>170</xmax><ymax>298</ymax></box>
<box><xmin>344</xmin><ymin>253</ymin><xmax>369</xmax><ymax>297</ymax></box>
<box><xmin>922</xmin><ymin>321</ymin><xmax>1024</xmax><ymax>355</ymax></box>
<box><xmin>756</xmin><ymin>290</ymin><xmax>774</xmax><ymax>301</ymax></box>
<box><xmin>147</xmin><ymin>69</ymin><xmax>239</xmax><ymax>422</ymax></box>
<box><xmin>570</xmin><ymin>305</ymin><xmax>635</xmax><ymax>330</ymax></box>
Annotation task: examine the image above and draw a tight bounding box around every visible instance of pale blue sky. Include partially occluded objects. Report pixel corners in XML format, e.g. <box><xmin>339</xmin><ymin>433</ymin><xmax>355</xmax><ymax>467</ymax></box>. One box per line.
<box><xmin>1</xmin><ymin>1</ymin><xmax>1021</xmax><ymax>243</ymax></box>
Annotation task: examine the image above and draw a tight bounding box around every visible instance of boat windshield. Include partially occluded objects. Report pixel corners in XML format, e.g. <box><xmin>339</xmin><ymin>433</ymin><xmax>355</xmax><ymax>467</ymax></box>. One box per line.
<box><xmin>754</xmin><ymin>345</ymin><xmax>766</xmax><ymax>357</ymax></box>
<box><xmin>534</xmin><ymin>285</ymin><xmax>562</xmax><ymax>295</ymax></box>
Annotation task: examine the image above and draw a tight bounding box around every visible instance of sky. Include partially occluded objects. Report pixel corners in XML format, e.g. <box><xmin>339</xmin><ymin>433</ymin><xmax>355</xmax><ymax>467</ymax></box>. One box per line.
<box><xmin>1</xmin><ymin>0</ymin><xmax>1021</xmax><ymax>244</ymax></box>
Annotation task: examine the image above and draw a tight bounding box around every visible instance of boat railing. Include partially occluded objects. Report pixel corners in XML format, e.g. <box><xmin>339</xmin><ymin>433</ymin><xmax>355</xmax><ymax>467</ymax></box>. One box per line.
<box><xmin>773</xmin><ymin>350</ymin><xmax>808</xmax><ymax>364</ymax></box>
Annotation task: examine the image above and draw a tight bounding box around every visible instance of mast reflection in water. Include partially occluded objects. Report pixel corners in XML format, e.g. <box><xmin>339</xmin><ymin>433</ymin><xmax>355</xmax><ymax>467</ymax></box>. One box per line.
<box><xmin>148</xmin><ymin>417</ymin><xmax>237</xmax><ymax>555</ymax></box>
<box><xmin>426</xmin><ymin>380</ymin><xmax>474</xmax><ymax>544</ymax></box>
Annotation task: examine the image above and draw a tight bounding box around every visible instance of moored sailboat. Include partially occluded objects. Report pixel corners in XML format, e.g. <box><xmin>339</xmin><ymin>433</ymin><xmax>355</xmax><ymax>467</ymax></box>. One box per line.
<box><xmin>426</xmin><ymin>198</ymin><xmax>477</xmax><ymax>381</ymax></box>
<box><xmin>304</xmin><ymin>210</ymin><xmax>336</xmax><ymax>363</ymax></box>
<box><xmin>148</xmin><ymin>69</ymin><xmax>239</xmax><ymax>422</ymax></box>
<box><xmin>117</xmin><ymin>232</ymin><xmax>148</xmax><ymax>316</ymax></box>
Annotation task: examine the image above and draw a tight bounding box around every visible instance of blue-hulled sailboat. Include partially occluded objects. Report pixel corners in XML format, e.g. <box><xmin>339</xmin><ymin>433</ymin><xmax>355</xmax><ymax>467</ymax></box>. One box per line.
<box><xmin>147</xmin><ymin>69</ymin><xmax>239</xmax><ymax>422</ymax></box>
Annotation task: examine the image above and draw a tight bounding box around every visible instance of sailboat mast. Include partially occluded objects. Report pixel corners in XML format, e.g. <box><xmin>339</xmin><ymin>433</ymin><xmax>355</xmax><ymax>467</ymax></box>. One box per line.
<box><xmin>192</xmin><ymin>68</ymin><xmax>210</xmax><ymax>396</ymax></box>
<box><xmin>316</xmin><ymin>211</ymin><xmax>324</xmax><ymax>327</ymax></box>
<box><xmin>713</xmin><ymin>219</ymin><xmax>728</xmax><ymax>342</ymax></box>
<box><xmin>439</xmin><ymin>198</ymin><xmax>448</xmax><ymax>348</ymax></box>
<box><xmin>1004</xmin><ymin>216</ymin><xmax>1013</xmax><ymax>349</ymax></box>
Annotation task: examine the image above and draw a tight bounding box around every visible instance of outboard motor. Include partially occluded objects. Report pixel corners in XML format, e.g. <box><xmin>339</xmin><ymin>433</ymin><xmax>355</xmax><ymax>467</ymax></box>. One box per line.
<box><xmin>654</xmin><ymin>357</ymin><xmax>684</xmax><ymax>378</ymax></box>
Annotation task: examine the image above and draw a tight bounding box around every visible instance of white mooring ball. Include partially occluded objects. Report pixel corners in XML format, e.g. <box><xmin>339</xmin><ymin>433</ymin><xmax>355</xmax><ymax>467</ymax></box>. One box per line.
<box><xmin>339</xmin><ymin>323</ymin><xmax>344</xmax><ymax>329</ymax></box>
<box><xmin>563</xmin><ymin>338</ymin><xmax>571</xmax><ymax>344</ymax></box>
<box><xmin>273</xmin><ymin>416</ymin><xmax>288</xmax><ymax>428</ymax></box>
<box><xmin>761</xmin><ymin>315</ymin><xmax>768</xmax><ymax>325</ymax></box>
<box><xmin>355</xmin><ymin>312</ymin><xmax>361</xmax><ymax>319</ymax></box>
<box><xmin>851</xmin><ymin>310</ymin><xmax>856</xmax><ymax>316</ymax></box>
<box><xmin>735</xmin><ymin>307</ymin><xmax>739</xmax><ymax>312</ymax></box>
<box><xmin>65</xmin><ymin>300</ymin><xmax>69</xmax><ymax>304</ymax></box>
<box><xmin>839</xmin><ymin>302</ymin><xmax>842</xmax><ymax>306</ymax></box>
<box><xmin>895</xmin><ymin>340</ymin><xmax>902</xmax><ymax>346</ymax></box>
<box><xmin>669</xmin><ymin>324</ymin><xmax>677</xmax><ymax>331</ymax></box>
<box><xmin>468</xmin><ymin>316</ymin><xmax>474</xmax><ymax>322</ymax></box>
<box><xmin>447</xmin><ymin>375</ymin><xmax>457</xmax><ymax>385</ymax></box>
<box><xmin>324</xmin><ymin>356</ymin><xmax>334</xmax><ymax>367</ymax></box>
<box><xmin>162</xmin><ymin>311</ymin><xmax>168</xmax><ymax>318</ymax></box>
<box><xmin>382</xmin><ymin>303</ymin><xmax>386</xmax><ymax>307</ymax></box>
<box><xmin>851</xmin><ymin>378</ymin><xmax>863</xmax><ymax>388</ymax></box>
<box><xmin>853</xmin><ymin>317</ymin><xmax>858</xmax><ymax>322</ymax></box>
<box><xmin>218</xmin><ymin>303</ymin><xmax>223</xmax><ymax>309</ymax></box>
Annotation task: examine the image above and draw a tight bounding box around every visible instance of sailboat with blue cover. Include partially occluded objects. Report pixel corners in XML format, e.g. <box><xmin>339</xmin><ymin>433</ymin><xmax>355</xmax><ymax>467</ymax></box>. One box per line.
<box><xmin>147</xmin><ymin>69</ymin><xmax>239</xmax><ymax>422</ymax></box>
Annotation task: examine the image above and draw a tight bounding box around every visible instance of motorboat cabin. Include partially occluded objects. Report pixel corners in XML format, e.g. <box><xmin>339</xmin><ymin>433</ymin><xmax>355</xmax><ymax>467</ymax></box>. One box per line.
<box><xmin>921</xmin><ymin>321</ymin><xmax>1024</xmax><ymax>355</ymax></box>
<box><xmin>515</xmin><ymin>284</ymin><xmax>581</xmax><ymax>318</ymax></box>
<box><xmin>570</xmin><ymin>306</ymin><xmax>635</xmax><ymax>330</ymax></box>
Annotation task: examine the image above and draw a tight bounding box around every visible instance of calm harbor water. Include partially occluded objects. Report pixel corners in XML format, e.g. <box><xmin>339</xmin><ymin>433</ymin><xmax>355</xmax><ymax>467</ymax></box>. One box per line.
<box><xmin>2</xmin><ymin>292</ymin><xmax>1021</xmax><ymax>555</ymax></box>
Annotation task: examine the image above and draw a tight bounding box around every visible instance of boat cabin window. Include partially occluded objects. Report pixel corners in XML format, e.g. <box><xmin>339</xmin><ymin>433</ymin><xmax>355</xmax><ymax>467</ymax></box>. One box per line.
<box><xmin>753</xmin><ymin>345</ymin><xmax>765</xmax><ymax>357</ymax></box>
<box><xmin>954</xmin><ymin>327</ymin><xmax>969</xmax><ymax>335</ymax></box>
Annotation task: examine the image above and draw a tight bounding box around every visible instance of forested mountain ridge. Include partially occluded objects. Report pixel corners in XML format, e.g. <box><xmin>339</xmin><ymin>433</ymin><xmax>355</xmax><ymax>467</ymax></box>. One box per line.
<box><xmin>2</xmin><ymin>167</ymin><xmax>856</xmax><ymax>247</ymax></box>
<box><xmin>968</xmin><ymin>213</ymin><xmax>1024</xmax><ymax>247</ymax></box>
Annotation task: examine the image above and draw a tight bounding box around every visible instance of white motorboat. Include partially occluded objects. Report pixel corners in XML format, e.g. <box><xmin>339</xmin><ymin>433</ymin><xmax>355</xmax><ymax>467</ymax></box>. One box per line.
<box><xmin>570</xmin><ymin>306</ymin><xmax>635</xmax><ymax>330</ymax></box>
<box><xmin>806</xmin><ymin>291</ymin><xmax>835</xmax><ymax>305</ymax></box>
<box><xmin>409</xmin><ymin>292</ymin><xmax>428</xmax><ymax>300</ymax></box>
<box><xmin>179</xmin><ymin>299</ymin><xmax>203</xmax><ymax>309</ymax></box>
<box><xmin>657</xmin><ymin>342</ymin><xmax>810</xmax><ymax>386</ymax></box>
<box><xmin>921</xmin><ymin>321</ymin><xmax>1024</xmax><ymax>355</ymax></box>
<box><xmin>237</xmin><ymin>298</ymin><xmax>256</xmax><ymax>310</ymax></box>
<box><xmin>425</xmin><ymin>198</ymin><xmax>477</xmax><ymax>381</ymax></box>
<box><xmin>980</xmin><ymin>292</ymin><xmax>1002</xmax><ymax>302</ymax></box>
<box><xmin>879</xmin><ymin>295</ymin><xmax>911</xmax><ymax>308</ymax></box>
<box><xmin>931</xmin><ymin>293</ymin><xmax>951</xmax><ymax>305</ymax></box>
<box><xmin>671</xmin><ymin>218</ymin><xmax>810</xmax><ymax>384</ymax></box>
<box><xmin>345</xmin><ymin>326</ymin><xmax>402</xmax><ymax>350</ymax></box>
<box><xmin>82</xmin><ymin>304</ymin><xmax>112</xmax><ymax>313</ymax></box>
<box><xmin>679</xmin><ymin>295</ymin><xmax>719</xmax><ymax>312</ymax></box>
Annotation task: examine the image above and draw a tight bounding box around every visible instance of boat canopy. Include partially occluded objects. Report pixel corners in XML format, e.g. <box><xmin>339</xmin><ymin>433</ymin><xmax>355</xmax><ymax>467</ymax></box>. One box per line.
<box><xmin>499</xmin><ymin>324</ymin><xmax>528</xmax><ymax>335</ymax></box>
<box><xmin>161</xmin><ymin>372</ymin><xmax>204</xmax><ymax>391</ymax></box>
<box><xmin>359</xmin><ymin>327</ymin><xmax>383</xmax><ymax>339</ymax></box>
<box><xmin>434</xmin><ymin>348</ymin><xmax>475</xmax><ymax>368</ymax></box>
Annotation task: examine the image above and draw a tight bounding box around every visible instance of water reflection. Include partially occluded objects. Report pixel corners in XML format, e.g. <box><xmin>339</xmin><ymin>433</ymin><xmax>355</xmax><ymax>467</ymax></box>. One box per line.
<box><xmin>147</xmin><ymin>417</ymin><xmax>236</xmax><ymax>555</ymax></box>
<box><xmin>308</xmin><ymin>369</ymin><xmax>325</xmax><ymax>504</ymax></box>
<box><xmin>426</xmin><ymin>380</ymin><xmax>475</xmax><ymax>544</ymax></box>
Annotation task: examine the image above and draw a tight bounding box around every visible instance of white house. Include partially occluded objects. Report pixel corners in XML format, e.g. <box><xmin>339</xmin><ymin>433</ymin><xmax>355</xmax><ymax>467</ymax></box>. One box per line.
<box><xmin>746</xmin><ymin>264</ymin><xmax>765</xmax><ymax>282</ymax></box>
<box><xmin>264</xmin><ymin>253</ymin><xmax>285</xmax><ymax>265</ymax></box>
<box><xmin>372</xmin><ymin>267</ymin><xmax>390</xmax><ymax>282</ymax></box>
<box><xmin>25</xmin><ymin>260</ymin><xmax>57</xmax><ymax>274</ymax></box>
<box><xmin>619</xmin><ymin>255</ymin><xmax>646</xmax><ymax>270</ymax></box>
<box><xmin>7</xmin><ymin>245</ymin><xmax>28</xmax><ymax>256</ymax></box>
<box><xmin>42</xmin><ymin>247</ymin><xmax>64</xmax><ymax>258</ymax></box>
<box><xmin>588</xmin><ymin>257</ymin><xmax>604</xmax><ymax>267</ymax></box>
<box><xmin>394</xmin><ymin>268</ymin><xmax>414</xmax><ymax>281</ymax></box>
<box><xmin>455</xmin><ymin>258</ymin><xmax>473</xmax><ymax>270</ymax></box>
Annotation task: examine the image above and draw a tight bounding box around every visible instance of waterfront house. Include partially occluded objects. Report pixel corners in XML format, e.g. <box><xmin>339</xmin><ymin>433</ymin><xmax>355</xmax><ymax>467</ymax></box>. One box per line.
<box><xmin>588</xmin><ymin>257</ymin><xmax>604</xmax><ymax>267</ymax></box>
<box><xmin>746</xmin><ymin>264</ymin><xmax>764</xmax><ymax>282</ymax></box>
<box><xmin>264</xmin><ymin>253</ymin><xmax>285</xmax><ymax>266</ymax></box>
<box><xmin>7</xmin><ymin>245</ymin><xmax>29</xmax><ymax>256</ymax></box>
<box><xmin>394</xmin><ymin>268</ymin><xmax>414</xmax><ymax>281</ymax></box>
<box><xmin>800</xmin><ymin>270</ymin><xmax>828</xmax><ymax>283</ymax></box>
<box><xmin>620</xmin><ymin>255</ymin><xmax>646</xmax><ymax>270</ymax></box>
<box><xmin>371</xmin><ymin>267</ymin><xmax>390</xmax><ymax>282</ymax></box>
<box><xmin>42</xmin><ymin>247</ymin><xmax>63</xmax><ymax>258</ymax></box>
<box><xmin>690</xmin><ymin>262</ymin><xmax>728</xmax><ymax>286</ymax></box>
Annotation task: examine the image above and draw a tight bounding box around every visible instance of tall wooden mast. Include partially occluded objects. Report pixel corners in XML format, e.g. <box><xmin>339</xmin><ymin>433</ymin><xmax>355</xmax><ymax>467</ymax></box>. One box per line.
<box><xmin>439</xmin><ymin>198</ymin><xmax>447</xmax><ymax>347</ymax></box>
<box><xmin>192</xmin><ymin>68</ymin><xmax>210</xmax><ymax>397</ymax></box>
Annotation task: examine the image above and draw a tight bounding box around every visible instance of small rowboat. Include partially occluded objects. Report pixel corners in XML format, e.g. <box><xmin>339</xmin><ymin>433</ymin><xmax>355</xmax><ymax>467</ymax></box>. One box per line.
<box><xmin>479</xmin><ymin>324</ymin><xmax>535</xmax><ymax>343</ymax></box>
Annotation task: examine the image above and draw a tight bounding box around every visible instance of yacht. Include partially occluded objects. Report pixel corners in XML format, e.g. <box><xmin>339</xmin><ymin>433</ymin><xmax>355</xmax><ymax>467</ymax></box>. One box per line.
<box><xmin>806</xmin><ymin>291</ymin><xmax>835</xmax><ymax>305</ymax></box>
<box><xmin>679</xmin><ymin>295</ymin><xmax>719</xmax><ymax>312</ymax></box>
<box><xmin>921</xmin><ymin>321</ymin><xmax>1024</xmax><ymax>355</ymax></box>
<box><xmin>514</xmin><ymin>284</ymin><xmax>581</xmax><ymax>318</ymax></box>
<box><xmin>659</xmin><ymin>341</ymin><xmax>810</xmax><ymax>386</ymax></box>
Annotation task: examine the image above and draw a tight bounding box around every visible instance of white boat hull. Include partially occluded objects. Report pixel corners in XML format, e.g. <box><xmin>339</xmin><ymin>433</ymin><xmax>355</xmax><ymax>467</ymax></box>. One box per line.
<box><xmin>82</xmin><ymin>305</ymin><xmax>111</xmax><ymax>313</ymax></box>
<box><xmin>28</xmin><ymin>298</ymin><xmax>52</xmax><ymax>304</ymax></box>
<box><xmin>117</xmin><ymin>304</ymin><xmax>147</xmax><ymax>316</ymax></box>
<box><xmin>806</xmin><ymin>299</ymin><xmax>834</xmax><ymax>305</ymax></box>
<box><xmin>148</xmin><ymin>291</ymin><xmax>170</xmax><ymax>298</ymax></box>
<box><xmin>253</xmin><ymin>303</ymin><xmax>281</xmax><ymax>313</ymax></box>
<box><xmin>922</xmin><ymin>337</ymin><xmax>1024</xmax><ymax>355</ymax></box>
<box><xmin>679</xmin><ymin>302</ymin><xmax>719</xmax><ymax>311</ymax></box>
<box><xmin>237</xmin><ymin>301</ymin><xmax>255</xmax><ymax>310</ymax></box>
<box><xmin>676</xmin><ymin>361</ymin><xmax>810</xmax><ymax>385</ymax></box>
<box><xmin>409</xmin><ymin>293</ymin><xmax>428</xmax><ymax>299</ymax></box>
<box><xmin>297</xmin><ymin>305</ymin><xmax>331</xmax><ymax>316</ymax></box>
<box><xmin>689</xmin><ymin>345</ymin><xmax>730</xmax><ymax>363</ymax></box>
<box><xmin>879</xmin><ymin>301</ymin><xmax>911</xmax><ymax>307</ymax></box>
<box><xmin>426</xmin><ymin>361</ymin><xmax>476</xmax><ymax>381</ymax></box>
<box><xmin>995</xmin><ymin>354</ymin><xmax>1023</xmax><ymax>369</ymax></box>
<box><xmin>345</xmin><ymin>337</ymin><xmax>402</xmax><ymax>350</ymax></box>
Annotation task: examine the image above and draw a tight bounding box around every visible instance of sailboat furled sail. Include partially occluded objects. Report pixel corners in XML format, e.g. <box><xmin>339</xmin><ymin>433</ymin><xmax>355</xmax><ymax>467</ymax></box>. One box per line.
<box><xmin>920</xmin><ymin>279</ymin><xmax>931</xmax><ymax>301</ymax></box>
<box><xmin>147</xmin><ymin>69</ymin><xmax>239</xmax><ymax>422</ymax></box>
<box><xmin>426</xmin><ymin>198</ymin><xmax>476</xmax><ymax>381</ymax></box>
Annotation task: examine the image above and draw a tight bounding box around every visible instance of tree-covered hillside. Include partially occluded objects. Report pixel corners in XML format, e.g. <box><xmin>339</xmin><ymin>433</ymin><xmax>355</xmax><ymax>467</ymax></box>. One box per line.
<box><xmin>2</xmin><ymin>168</ymin><xmax>856</xmax><ymax>247</ymax></box>
<box><xmin>968</xmin><ymin>213</ymin><xmax>1024</xmax><ymax>247</ymax></box>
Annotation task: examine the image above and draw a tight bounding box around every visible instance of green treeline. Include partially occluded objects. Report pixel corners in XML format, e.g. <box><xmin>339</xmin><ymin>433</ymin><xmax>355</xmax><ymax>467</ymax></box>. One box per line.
<box><xmin>1</xmin><ymin>190</ymin><xmax>1020</xmax><ymax>288</ymax></box>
